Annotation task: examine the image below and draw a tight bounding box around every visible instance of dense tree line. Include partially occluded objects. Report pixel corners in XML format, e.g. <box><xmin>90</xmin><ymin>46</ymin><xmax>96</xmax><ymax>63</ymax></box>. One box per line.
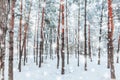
<box><xmin>0</xmin><ymin>0</ymin><xmax>120</xmax><ymax>80</ymax></box>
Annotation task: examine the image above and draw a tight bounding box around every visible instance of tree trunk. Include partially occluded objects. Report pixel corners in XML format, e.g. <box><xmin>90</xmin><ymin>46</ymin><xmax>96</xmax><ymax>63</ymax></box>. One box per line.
<box><xmin>98</xmin><ymin>1</ymin><xmax>104</xmax><ymax>65</ymax></box>
<box><xmin>0</xmin><ymin>0</ymin><xmax>8</xmax><ymax>80</ymax></box>
<box><xmin>108</xmin><ymin>0</ymin><xmax>116</xmax><ymax>79</ymax></box>
<box><xmin>9</xmin><ymin>0</ymin><xmax>16</xmax><ymax>80</ymax></box>
<box><xmin>88</xmin><ymin>25</ymin><xmax>92</xmax><ymax>62</ymax></box>
<box><xmin>66</xmin><ymin>0</ymin><xmax>69</xmax><ymax>65</ymax></box>
<box><xmin>50</xmin><ymin>28</ymin><xmax>53</xmax><ymax>59</ymax></box>
<box><xmin>77</xmin><ymin>0</ymin><xmax>80</xmax><ymax>66</ymax></box>
<box><xmin>56</xmin><ymin>2</ymin><xmax>61</xmax><ymax>69</ymax></box>
<box><xmin>61</xmin><ymin>0</ymin><xmax>65</xmax><ymax>74</ymax></box>
<box><xmin>39</xmin><ymin>0</ymin><xmax>45</xmax><ymax>67</ymax></box>
<box><xmin>36</xmin><ymin>0</ymin><xmax>41</xmax><ymax>65</ymax></box>
<box><xmin>33</xmin><ymin>15</ymin><xmax>37</xmax><ymax>63</ymax></box>
<box><xmin>116</xmin><ymin>33</ymin><xmax>120</xmax><ymax>63</ymax></box>
<box><xmin>18</xmin><ymin>0</ymin><xmax>23</xmax><ymax>72</ymax></box>
<box><xmin>84</xmin><ymin>0</ymin><xmax>87</xmax><ymax>71</ymax></box>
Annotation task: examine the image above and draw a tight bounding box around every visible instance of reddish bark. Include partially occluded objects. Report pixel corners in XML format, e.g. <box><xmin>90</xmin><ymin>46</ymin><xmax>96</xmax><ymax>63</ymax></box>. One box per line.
<box><xmin>39</xmin><ymin>0</ymin><xmax>46</xmax><ymax>67</ymax></box>
<box><xmin>108</xmin><ymin>0</ymin><xmax>116</xmax><ymax>79</ymax></box>
<box><xmin>56</xmin><ymin>3</ymin><xmax>61</xmax><ymax>69</ymax></box>
<box><xmin>61</xmin><ymin>0</ymin><xmax>65</xmax><ymax>74</ymax></box>
<box><xmin>88</xmin><ymin>25</ymin><xmax>92</xmax><ymax>62</ymax></box>
<box><xmin>9</xmin><ymin>0</ymin><xmax>16</xmax><ymax>80</ymax></box>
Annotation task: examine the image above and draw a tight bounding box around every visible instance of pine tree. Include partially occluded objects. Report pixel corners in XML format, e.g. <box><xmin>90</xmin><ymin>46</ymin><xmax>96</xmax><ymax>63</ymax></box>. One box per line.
<box><xmin>117</xmin><ymin>29</ymin><xmax>120</xmax><ymax>63</ymax></box>
<box><xmin>84</xmin><ymin>0</ymin><xmax>87</xmax><ymax>71</ymax></box>
<box><xmin>18</xmin><ymin>0</ymin><xmax>23</xmax><ymax>72</ymax></box>
<box><xmin>21</xmin><ymin>0</ymin><xmax>32</xmax><ymax>66</ymax></box>
<box><xmin>61</xmin><ymin>0</ymin><xmax>65</xmax><ymax>74</ymax></box>
<box><xmin>98</xmin><ymin>1</ymin><xmax>104</xmax><ymax>65</ymax></box>
<box><xmin>56</xmin><ymin>2</ymin><xmax>61</xmax><ymax>69</ymax></box>
<box><xmin>77</xmin><ymin>0</ymin><xmax>80</xmax><ymax>66</ymax></box>
<box><xmin>0</xmin><ymin>0</ymin><xmax>8</xmax><ymax>80</ymax></box>
<box><xmin>39</xmin><ymin>0</ymin><xmax>46</xmax><ymax>67</ymax></box>
<box><xmin>108</xmin><ymin>0</ymin><xmax>116</xmax><ymax>79</ymax></box>
<box><xmin>9</xmin><ymin>0</ymin><xmax>16</xmax><ymax>80</ymax></box>
<box><xmin>33</xmin><ymin>15</ymin><xmax>37</xmax><ymax>63</ymax></box>
<box><xmin>88</xmin><ymin>25</ymin><xmax>92</xmax><ymax>62</ymax></box>
<box><xmin>66</xmin><ymin>0</ymin><xmax>69</xmax><ymax>65</ymax></box>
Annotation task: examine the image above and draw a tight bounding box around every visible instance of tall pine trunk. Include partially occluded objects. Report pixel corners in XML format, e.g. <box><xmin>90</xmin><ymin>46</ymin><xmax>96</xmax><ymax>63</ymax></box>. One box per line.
<box><xmin>108</xmin><ymin>0</ymin><xmax>116</xmax><ymax>79</ymax></box>
<box><xmin>36</xmin><ymin>0</ymin><xmax>41</xmax><ymax>65</ymax></box>
<box><xmin>61</xmin><ymin>0</ymin><xmax>65</xmax><ymax>74</ymax></box>
<box><xmin>66</xmin><ymin>0</ymin><xmax>69</xmax><ymax>65</ymax></box>
<box><xmin>116</xmin><ymin>31</ymin><xmax>120</xmax><ymax>63</ymax></box>
<box><xmin>39</xmin><ymin>0</ymin><xmax>46</xmax><ymax>67</ymax></box>
<box><xmin>98</xmin><ymin>1</ymin><xmax>104</xmax><ymax>65</ymax></box>
<box><xmin>77</xmin><ymin>0</ymin><xmax>80</xmax><ymax>66</ymax></box>
<box><xmin>88</xmin><ymin>25</ymin><xmax>92</xmax><ymax>62</ymax></box>
<box><xmin>21</xmin><ymin>0</ymin><xmax>32</xmax><ymax>66</ymax></box>
<box><xmin>84</xmin><ymin>0</ymin><xmax>87</xmax><ymax>71</ymax></box>
<box><xmin>18</xmin><ymin>0</ymin><xmax>23</xmax><ymax>72</ymax></box>
<box><xmin>33</xmin><ymin>15</ymin><xmax>37</xmax><ymax>63</ymax></box>
<box><xmin>50</xmin><ymin>28</ymin><xmax>53</xmax><ymax>59</ymax></box>
<box><xmin>9</xmin><ymin>0</ymin><xmax>16</xmax><ymax>80</ymax></box>
<box><xmin>56</xmin><ymin>3</ymin><xmax>61</xmax><ymax>69</ymax></box>
<box><xmin>0</xmin><ymin>0</ymin><xmax>8</xmax><ymax>80</ymax></box>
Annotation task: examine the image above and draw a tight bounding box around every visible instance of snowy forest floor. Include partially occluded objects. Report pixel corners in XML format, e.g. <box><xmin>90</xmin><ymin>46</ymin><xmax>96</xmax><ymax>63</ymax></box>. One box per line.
<box><xmin>4</xmin><ymin>54</ymin><xmax>120</xmax><ymax>80</ymax></box>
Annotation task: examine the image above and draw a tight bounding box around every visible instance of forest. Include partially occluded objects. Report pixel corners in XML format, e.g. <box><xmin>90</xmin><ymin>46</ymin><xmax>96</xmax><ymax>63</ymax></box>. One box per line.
<box><xmin>0</xmin><ymin>0</ymin><xmax>120</xmax><ymax>80</ymax></box>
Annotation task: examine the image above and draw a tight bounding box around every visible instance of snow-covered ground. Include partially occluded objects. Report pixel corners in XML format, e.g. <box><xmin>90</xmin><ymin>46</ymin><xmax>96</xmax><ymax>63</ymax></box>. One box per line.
<box><xmin>4</xmin><ymin>54</ymin><xmax>120</xmax><ymax>80</ymax></box>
